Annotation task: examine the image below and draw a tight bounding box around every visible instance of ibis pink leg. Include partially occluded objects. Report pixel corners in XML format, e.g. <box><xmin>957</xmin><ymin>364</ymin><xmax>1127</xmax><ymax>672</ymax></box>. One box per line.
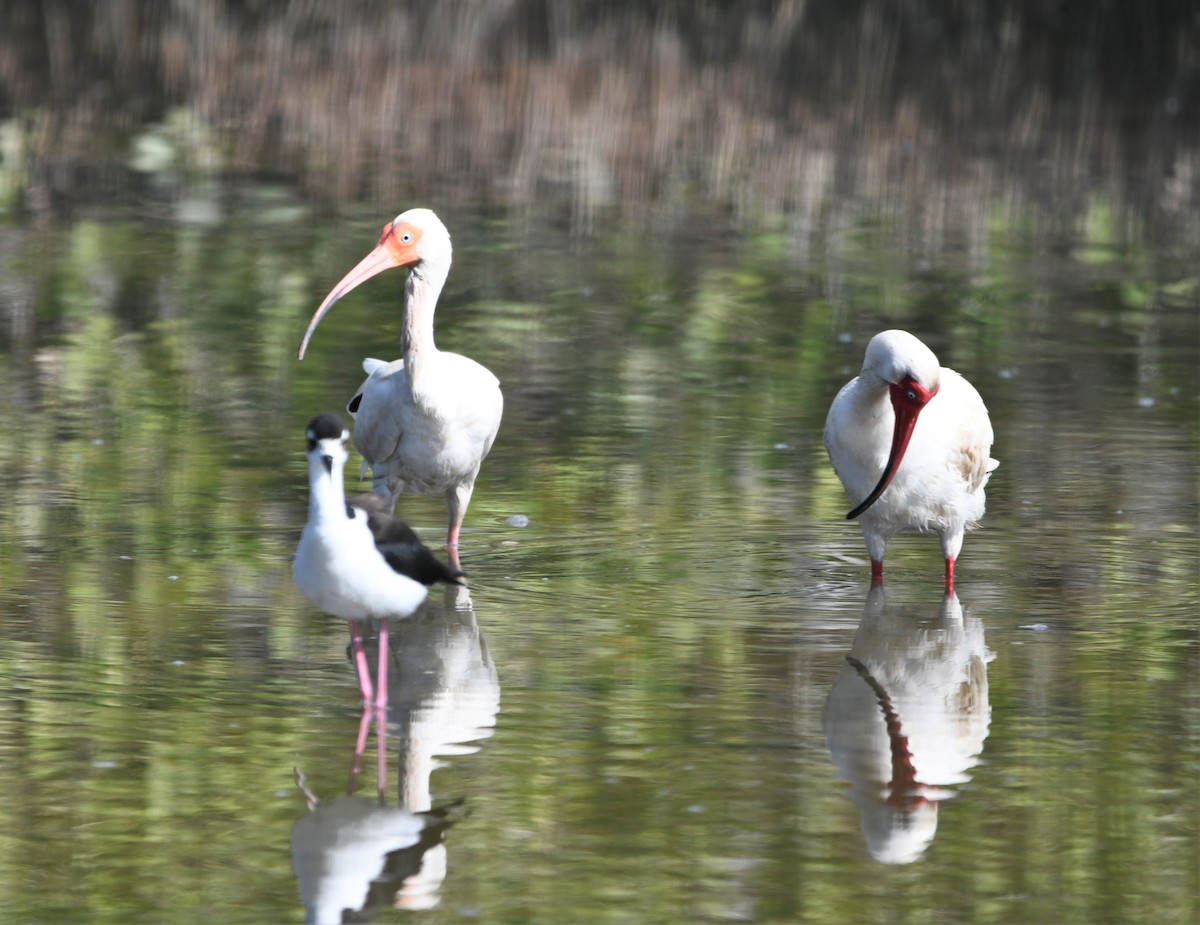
<box><xmin>870</xmin><ymin>560</ymin><xmax>884</xmax><ymax>584</ymax></box>
<box><xmin>445</xmin><ymin>483</ymin><xmax>471</xmax><ymax>556</ymax></box>
<box><xmin>944</xmin><ymin>557</ymin><xmax>956</xmax><ymax>595</ymax></box>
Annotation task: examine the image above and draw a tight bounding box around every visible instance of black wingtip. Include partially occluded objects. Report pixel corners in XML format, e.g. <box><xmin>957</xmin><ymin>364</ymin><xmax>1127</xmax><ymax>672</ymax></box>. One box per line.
<box><xmin>400</xmin><ymin>546</ymin><xmax>466</xmax><ymax>587</ymax></box>
<box><xmin>350</xmin><ymin>495</ymin><xmax>466</xmax><ymax>587</ymax></box>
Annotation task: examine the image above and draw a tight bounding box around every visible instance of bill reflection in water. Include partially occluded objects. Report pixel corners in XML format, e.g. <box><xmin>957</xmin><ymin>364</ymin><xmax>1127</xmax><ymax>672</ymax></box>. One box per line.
<box><xmin>823</xmin><ymin>586</ymin><xmax>994</xmax><ymax>864</ymax></box>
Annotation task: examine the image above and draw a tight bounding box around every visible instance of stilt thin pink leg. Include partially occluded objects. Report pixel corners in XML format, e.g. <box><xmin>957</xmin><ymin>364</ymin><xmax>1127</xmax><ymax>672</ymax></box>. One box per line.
<box><xmin>375</xmin><ymin>621</ymin><xmax>389</xmax><ymax>802</ymax></box>
<box><xmin>348</xmin><ymin>620</ymin><xmax>374</xmax><ymax>706</ymax></box>
<box><xmin>375</xmin><ymin>621</ymin><xmax>389</xmax><ymax>716</ymax></box>
<box><xmin>347</xmin><ymin>703</ymin><xmax>371</xmax><ymax>795</ymax></box>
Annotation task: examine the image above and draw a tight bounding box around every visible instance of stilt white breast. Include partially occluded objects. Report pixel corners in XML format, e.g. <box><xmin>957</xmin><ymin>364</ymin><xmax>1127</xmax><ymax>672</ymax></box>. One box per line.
<box><xmin>293</xmin><ymin>412</ymin><xmax>462</xmax><ymax>708</ymax></box>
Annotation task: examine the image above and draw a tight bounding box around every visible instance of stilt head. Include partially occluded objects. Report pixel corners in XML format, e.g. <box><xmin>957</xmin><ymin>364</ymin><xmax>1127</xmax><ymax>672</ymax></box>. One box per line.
<box><xmin>306</xmin><ymin>413</ymin><xmax>349</xmax><ymax>445</ymax></box>
<box><xmin>305</xmin><ymin>414</ymin><xmax>350</xmax><ymax>473</ymax></box>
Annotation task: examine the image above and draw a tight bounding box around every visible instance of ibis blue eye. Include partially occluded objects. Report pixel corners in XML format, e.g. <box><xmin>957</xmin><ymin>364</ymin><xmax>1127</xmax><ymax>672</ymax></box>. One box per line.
<box><xmin>907</xmin><ymin>389</ymin><xmax>918</xmax><ymax>401</ymax></box>
<box><xmin>401</xmin><ymin>232</ymin><xmax>412</xmax><ymax>243</ymax></box>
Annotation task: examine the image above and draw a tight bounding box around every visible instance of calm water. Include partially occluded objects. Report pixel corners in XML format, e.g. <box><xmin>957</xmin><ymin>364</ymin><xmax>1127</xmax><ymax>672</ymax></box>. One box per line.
<box><xmin>0</xmin><ymin>190</ymin><xmax>1194</xmax><ymax>924</ymax></box>
<box><xmin>1</xmin><ymin>5</ymin><xmax>1198</xmax><ymax>924</ymax></box>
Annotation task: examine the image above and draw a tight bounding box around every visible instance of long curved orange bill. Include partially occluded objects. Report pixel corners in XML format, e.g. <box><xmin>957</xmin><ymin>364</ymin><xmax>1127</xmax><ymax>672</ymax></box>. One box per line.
<box><xmin>846</xmin><ymin>380</ymin><xmax>936</xmax><ymax>520</ymax></box>
<box><xmin>296</xmin><ymin>245</ymin><xmax>399</xmax><ymax>359</ymax></box>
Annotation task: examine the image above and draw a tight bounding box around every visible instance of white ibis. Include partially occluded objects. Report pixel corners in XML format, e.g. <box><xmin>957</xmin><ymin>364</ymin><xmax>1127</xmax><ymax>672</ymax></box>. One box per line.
<box><xmin>293</xmin><ymin>413</ymin><xmax>462</xmax><ymax>712</ymax></box>
<box><xmin>824</xmin><ymin>330</ymin><xmax>998</xmax><ymax>591</ymax></box>
<box><xmin>297</xmin><ymin>209</ymin><xmax>503</xmax><ymax>565</ymax></box>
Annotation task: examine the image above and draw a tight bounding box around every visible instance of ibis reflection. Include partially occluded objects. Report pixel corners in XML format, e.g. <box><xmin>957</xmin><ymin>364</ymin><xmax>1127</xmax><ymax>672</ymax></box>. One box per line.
<box><xmin>292</xmin><ymin>582</ymin><xmax>499</xmax><ymax>922</ymax></box>
<box><xmin>823</xmin><ymin>584</ymin><xmax>993</xmax><ymax>864</ymax></box>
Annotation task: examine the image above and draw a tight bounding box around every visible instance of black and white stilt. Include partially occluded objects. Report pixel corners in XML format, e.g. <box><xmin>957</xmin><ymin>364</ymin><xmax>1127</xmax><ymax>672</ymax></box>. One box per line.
<box><xmin>294</xmin><ymin>413</ymin><xmax>462</xmax><ymax>714</ymax></box>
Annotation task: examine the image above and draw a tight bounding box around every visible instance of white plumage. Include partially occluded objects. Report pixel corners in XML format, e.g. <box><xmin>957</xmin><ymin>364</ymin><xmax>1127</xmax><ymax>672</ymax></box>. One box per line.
<box><xmin>293</xmin><ymin>413</ymin><xmax>461</xmax><ymax>709</ymax></box>
<box><xmin>293</xmin><ymin>417</ymin><xmax>429</xmax><ymax>622</ymax></box>
<box><xmin>825</xmin><ymin>330</ymin><xmax>998</xmax><ymax>589</ymax></box>
<box><xmin>298</xmin><ymin>209</ymin><xmax>502</xmax><ymax>564</ymax></box>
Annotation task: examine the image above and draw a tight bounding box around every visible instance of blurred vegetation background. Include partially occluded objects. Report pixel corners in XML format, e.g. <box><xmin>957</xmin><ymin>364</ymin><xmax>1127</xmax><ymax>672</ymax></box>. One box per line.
<box><xmin>0</xmin><ymin>0</ymin><xmax>1196</xmax><ymax>235</ymax></box>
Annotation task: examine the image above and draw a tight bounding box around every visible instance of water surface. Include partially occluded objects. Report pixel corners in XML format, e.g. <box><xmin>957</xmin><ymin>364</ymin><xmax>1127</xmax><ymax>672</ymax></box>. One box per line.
<box><xmin>0</xmin><ymin>4</ymin><xmax>1197</xmax><ymax>924</ymax></box>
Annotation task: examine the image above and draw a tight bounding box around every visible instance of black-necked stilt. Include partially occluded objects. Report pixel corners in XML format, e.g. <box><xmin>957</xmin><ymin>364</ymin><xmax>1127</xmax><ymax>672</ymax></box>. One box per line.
<box><xmin>296</xmin><ymin>209</ymin><xmax>503</xmax><ymax>563</ymax></box>
<box><xmin>294</xmin><ymin>413</ymin><xmax>462</xmax><ymax>711</ymax></box>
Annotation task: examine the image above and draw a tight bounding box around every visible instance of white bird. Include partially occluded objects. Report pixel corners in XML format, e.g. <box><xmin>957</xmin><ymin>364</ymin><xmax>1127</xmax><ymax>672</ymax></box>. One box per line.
<box><xmin>293</xmin><ymin>413</ymin><xmax>462</xmax><ymax>710</ymax></box>
<box><xmin>824</xmin><ymin>330</ymin><xmax>998</xmax><ymax>591</ymax></box>
<box><xmin>297</xmin><ymin>209</ymin><xmax>503</xmax><ymax>566</ymax></box>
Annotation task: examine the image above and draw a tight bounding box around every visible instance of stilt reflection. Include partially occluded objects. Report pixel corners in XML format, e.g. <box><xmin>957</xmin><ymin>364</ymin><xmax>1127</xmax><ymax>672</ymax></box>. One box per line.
<box><xmin>292</xmin><ymin>583</ymin><xmax>499</xmax><ymax>922</ymax></box>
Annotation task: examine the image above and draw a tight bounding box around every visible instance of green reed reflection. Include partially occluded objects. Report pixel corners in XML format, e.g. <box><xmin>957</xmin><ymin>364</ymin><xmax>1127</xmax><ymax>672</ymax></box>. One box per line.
<box><xmin>0</xmin><ymin>183</ymin><xmax>1195</xmax><ymax>923</ymax></box>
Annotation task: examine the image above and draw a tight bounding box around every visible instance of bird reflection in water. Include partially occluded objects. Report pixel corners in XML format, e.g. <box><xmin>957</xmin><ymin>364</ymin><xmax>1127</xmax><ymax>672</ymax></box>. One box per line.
<box><xmin>292</xmin><ymin>582</ymin><xmax>500</xmax><ymax>922</ymax></box>
<box><xmin>823</xmin><ymin>585</ymin><xmax>993</xmax><ymax>864</ymax></box>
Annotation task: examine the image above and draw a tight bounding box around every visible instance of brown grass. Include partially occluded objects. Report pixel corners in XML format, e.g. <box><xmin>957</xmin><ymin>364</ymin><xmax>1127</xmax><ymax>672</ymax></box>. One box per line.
<box><xmin>0</xmin><ymin>1</ymin><xmax>1196</xmax><ymax>238</ymax></box>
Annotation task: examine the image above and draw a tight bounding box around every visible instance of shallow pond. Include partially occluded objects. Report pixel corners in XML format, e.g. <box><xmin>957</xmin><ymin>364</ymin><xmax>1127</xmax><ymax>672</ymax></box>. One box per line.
<box><xmin>0</xmin><ymin>187</ymin><xmax>1194</xmax><ymax>924</ymax></box>
<box><xmin>0</xmin><ymin>4</ymin><xmax>1198</xmax><ymax>920</ymax></box>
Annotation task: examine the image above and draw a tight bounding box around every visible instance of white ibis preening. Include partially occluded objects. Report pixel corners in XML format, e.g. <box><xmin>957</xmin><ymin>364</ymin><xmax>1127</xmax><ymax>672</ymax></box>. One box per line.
<box><xmin>824</xmin><ymin>330</ymin><xmax>998</xmax><ymax>591</ymax></box>
<box><xmin>293</xmin><ymin>413</ymin><xmax>462</xmax><ymax>712</ymax></box>
<box><xmin>297</xmin><ymin>209</ymin><xmax>503</xmax><ymax>564</ymax></box>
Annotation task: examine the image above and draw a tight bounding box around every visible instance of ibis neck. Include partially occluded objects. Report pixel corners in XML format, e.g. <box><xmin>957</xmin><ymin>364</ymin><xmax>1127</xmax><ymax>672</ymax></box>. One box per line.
<box><xmin>402</xmin><ymin>262</ymin><xmax>447</xmax><ymax>375</ymax></box>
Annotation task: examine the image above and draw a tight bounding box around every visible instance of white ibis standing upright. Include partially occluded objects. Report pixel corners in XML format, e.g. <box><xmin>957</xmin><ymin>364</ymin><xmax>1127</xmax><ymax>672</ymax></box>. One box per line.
<box><xmin>293</xmin><ymin>413</ymin><xmax>462</xmax><ymax>712</ymax></box>
<box><xmin>297</xmin><ymin>209</ymin><xmax>503</xmax><ymax>566</ymax></box>
<box><xmin>824</xmin><ymin>330</ymin><xmax>998</xmax><ymax>592</ymax></box>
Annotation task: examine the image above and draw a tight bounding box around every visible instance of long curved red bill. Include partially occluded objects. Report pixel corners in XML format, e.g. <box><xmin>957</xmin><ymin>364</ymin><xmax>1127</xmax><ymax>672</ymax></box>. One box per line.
<box><xmin>846</xmin><ymin>380</ymin><xmax>936</xmax><ymax>519</ymax></box>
